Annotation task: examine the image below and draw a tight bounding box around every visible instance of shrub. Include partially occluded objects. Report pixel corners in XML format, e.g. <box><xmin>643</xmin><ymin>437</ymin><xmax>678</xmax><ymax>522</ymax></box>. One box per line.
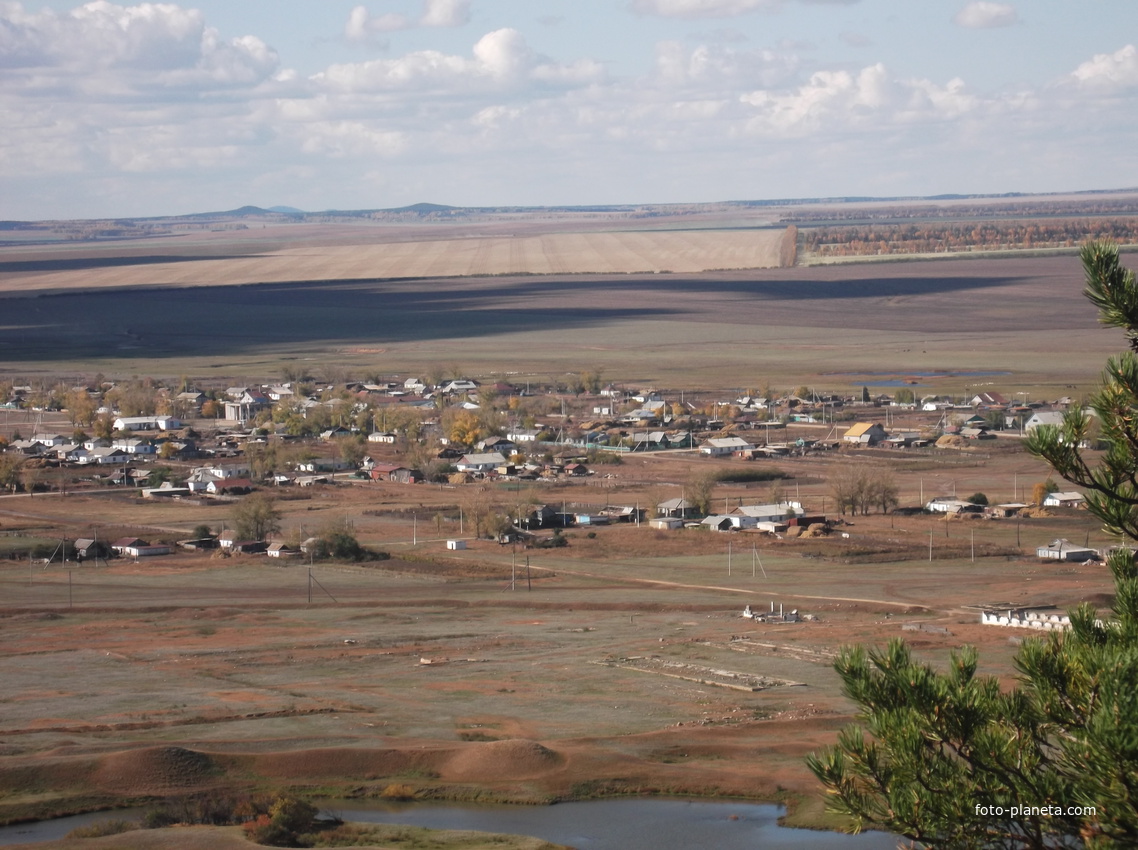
<box><xmin>66</xmin><ymin>819</ymin><xmax>137</xmax><ymax>839</ymax></box>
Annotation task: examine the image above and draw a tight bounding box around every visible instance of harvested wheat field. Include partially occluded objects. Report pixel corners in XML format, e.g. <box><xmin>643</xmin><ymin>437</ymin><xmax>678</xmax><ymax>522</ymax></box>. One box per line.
<box><xmin>0</xmin><ymin>227</ymin><xmax>793</xmax><ymax>295</ymax></box>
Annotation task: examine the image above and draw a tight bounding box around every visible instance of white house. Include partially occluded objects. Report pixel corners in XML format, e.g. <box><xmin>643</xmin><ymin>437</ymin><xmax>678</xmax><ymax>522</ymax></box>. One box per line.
<box><xmin>111</xmin><ymin>438</ymin><xmax>156</xmax><ymax>455</ymax></box>
<box><xmin>1044</xmin><ymin>491</ymin><xmax>1086</xmax><ymax>509</ymax></box>
<box><xmin>699</xmin><ymin>436</ymin><xmax>755</xmax><ymax>456</ymax></box>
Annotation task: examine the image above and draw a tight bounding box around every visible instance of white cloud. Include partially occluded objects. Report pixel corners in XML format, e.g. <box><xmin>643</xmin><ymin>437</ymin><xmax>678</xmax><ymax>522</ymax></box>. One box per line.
<box><xmin>954</xmin><ymin>2</ymin><xmax>1018</xmax><ymax>29</ymax></box>
<box><xmin>740</xmin><ymin>63</ymin><xmax>979</xmax><ymax>135</ymax></box>
<box><xmin>316</xmin><ymin>28</ymin><xmax>601</xmax><ymax>92</ymax></box>
<box><xmin>1070</xmin><ymin>44</ymin><xmax>1138</xmax><ymax>89</ymax></box>
<box><xmin>0</xmin><ymin>2</ymin><xmax>279</xmax><ymax>88</ymax></box>
<box><xmin>421</xmin><ymin>0</ymin><xmax>471</xmax><ymax>28</ymax></box>
<box><xmin>344</xmin><ymin>0</ymin><xmax>470</xmax><ymax>41</ymax></box>
<box><xmin>629</xmin><ymin>0</ymin><xmax>777</xmax><ymax>20</ymax></box>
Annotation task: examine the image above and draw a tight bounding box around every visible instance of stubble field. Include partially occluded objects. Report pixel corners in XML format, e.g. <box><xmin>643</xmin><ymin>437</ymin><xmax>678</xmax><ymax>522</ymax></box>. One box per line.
<box><xmin>0</xmin><ymin>224</ymin><xmax>1122</xmax><ymax>395</ymax></box>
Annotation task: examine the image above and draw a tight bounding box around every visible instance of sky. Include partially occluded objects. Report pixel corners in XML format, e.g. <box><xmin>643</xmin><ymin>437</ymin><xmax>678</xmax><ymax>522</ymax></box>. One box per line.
<box><xmin>4</xmin><ymin>0</ymin><xmax>1138</xmax><ymax>219</ymax></box>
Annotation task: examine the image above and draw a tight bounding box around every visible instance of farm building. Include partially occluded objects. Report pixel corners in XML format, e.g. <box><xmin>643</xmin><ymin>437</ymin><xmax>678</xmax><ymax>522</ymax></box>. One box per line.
<box><xmin>112</xmin><ymin>416</ymin><xmax>182</xmax><ymax>432</ymax></box>
<box><xmin>1036</xmin><ymin>539</ymin><xmax>1098</xmax><ymax>562</ymax></box>
<box><xmin>267</xmin><ymin>542</ymin><xmax>300</xmax><ymax>558</ymax></box>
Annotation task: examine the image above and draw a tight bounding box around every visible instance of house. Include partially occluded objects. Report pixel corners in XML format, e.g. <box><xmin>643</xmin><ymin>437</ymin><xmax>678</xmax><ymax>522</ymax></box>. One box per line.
<box><xmin>519</xmin><ymin>505</ymin><xmax>559</xmax><ymax>529</ymax></box>
<box><xmin>476</xmin><ymin>436</ymin><xmax>516</xmax><ymax>454</ymax></box>
<box><xmin>699</xmin><ymin>436</ymin><xmax>755</xmax><ymax>456</ymax></box>
<box><xmin>224</xmin><ymin>390</ymin><xmax>270</xmax><ymax>424</ymax></box>
<box><xmin>297</xmin><ymin>457</ymin><xmax>354</xmax><ymax>473</ymax></box>
<box><xmin>73</xmin><ymin>538</ymin><xmax>112</xmax><ymax>561</ymax></box>
<box><xmin>369</xmin><ymin>463</ymin><xmax>422</xmax><ymax>484</ymax></box>
<box><xmin>1024</xmin><ymin>411</ymin><xmax>1066</xmax><ymax>431</ymax></box>
<box><xmin>925</xmin><ymin>497</ymin><xmax>981</xmax><ymax>514</ymax></box>
<box><xmin>142</xmin><ymin>482</ymin><xmax>192</xmax><ymax>498</ymax></box>
<box><xmin>440</xmin><ymin>379</ymin><xmax>480</xmax><ymax>394</ymax></box>
<box><xmin>507</xmin><ymin>428</ymin><xmax>542</xmax><ymax>444</ymax></box>
<box><xmin>960</xmin><ymin>427</ymin><xmax>996</xmax><ymax>440</ymax></box>
<box><xmin>111</xmin><ymin>537</ymin><xmax>172</xmax><ymax>558</ymax></box>
<box><xmin>229</xmin><ymin>540</ymin><xmax>268</xmax><ymax>554</ymax></box>
<box><xmin>563</xmin><ymin>463</ymin><xmax>588</xmax><ymax>476</ymax></box>
<box><xmin>207</xmin><ymin>478</ymin><xmax>255</xmax><ymax>495</ymax></box>
<box><xmin>971</xmin><ymin>392</ymin><xmax>1008</xmax><ymax>407</ymax></box>
<box><xmin>1036</xmin><ymin>539</ymin><xmax>1098</xmax><ymax>562</ymax></box>
<box><xmin>187</xmin><ymin>469</ymin><xmax>222</xmax><ymax>492</ymax></box>
<box><xmin>367</xmin><ymin>431</ymin><xmax>397</xmax><ymax>443</ymax></box>
<box><xmin>267</xmin><ymin>542</ymin><xmax>300</xmax><ymax>558</ymax></box>
<box><xmin>700</xmin><ymin>515</ymin><xmax>759</xmax><ymax>532</ymax></box>
<box><xmin>657</xmin><ymin>497</ymin><xmax>700</xmax><ymax>519</ymax></box>
<box><xmin>112</xmin><ymin>438</ymin><xmax>157</xmax><ymax>455</ymax></box>
<box><xmin>842</xmin><ymin>423</ymin><xmax>888</xmax><ymax>445</ymax></box>
<box><xmin>81</xmin><ymin>447</ymin><xmax>132</xmax><ymax>465</ymax></box>
<box><xmin>456</xmin><ymin>452</ymin><xmax>507</xmax><ymax>474</ymax></box>
<box><xmin>733</xmin><ymin>502</ymin><xmax>805</xmax><ymax>523</ymax></box>
<box><xmin>1043</xmin><ymin>491</ymin><xmax>1086</xmax><ymax>509</ymax></box>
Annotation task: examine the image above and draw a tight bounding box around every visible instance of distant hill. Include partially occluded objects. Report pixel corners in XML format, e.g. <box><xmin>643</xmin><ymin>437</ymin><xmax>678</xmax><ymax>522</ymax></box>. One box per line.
<box><xmin>267</xmin><ymin>205</ymin><xmax>305</xmax><ymax>214</ymax></box>
<box><xmin>387</xmin><ymin>202</ymin><xmax>459</xmax><ymax>213</ymax></box>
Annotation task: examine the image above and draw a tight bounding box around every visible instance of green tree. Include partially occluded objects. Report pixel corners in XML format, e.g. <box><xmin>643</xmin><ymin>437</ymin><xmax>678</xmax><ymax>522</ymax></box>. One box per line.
<box><xmin>230</xmin><ymin>493</ymin><xmax>281</xmax><ymax>541</ymax></box>
<box><xmin>685</xmin><ymin>470</ymin><xmax>716</xmax><ymax>516</ymax></box>
<box><xmin>809</xmin><ymin>242</ymin><xmax>1138</xmax><ymax>848</ymax></box>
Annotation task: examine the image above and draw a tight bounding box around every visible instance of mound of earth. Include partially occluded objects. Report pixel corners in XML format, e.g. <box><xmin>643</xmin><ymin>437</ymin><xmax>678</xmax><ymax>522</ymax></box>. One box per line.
<box><xmin>442</xmin><ymin>740</ymin><xmax>564</xmax><ymax>782</ymax></box>
<box><xmin>93</xmin><ymin>747</ymin><xmax>217</xmax><ymax>795</ymax></box>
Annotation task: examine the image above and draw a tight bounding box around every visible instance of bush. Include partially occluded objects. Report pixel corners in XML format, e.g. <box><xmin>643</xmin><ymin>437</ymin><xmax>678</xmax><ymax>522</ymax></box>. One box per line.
<box><xmin>966</xmin><ymin>492</ymin><xmax>989</xmax><ymax>505</ymax></box>
<box><xmin>533</xmin><ymin>529</ymin><xmax>568</xmax><ymax>549</ymax></box>
<box><xmin>712</xmin><ymin>468</ymin><xmax>787</xmax><ymax>484</ymax></box>
<box><xmin>66</xmin><ymin>819</ymin><xmax>137</xmax><ymax>839</ymax></box>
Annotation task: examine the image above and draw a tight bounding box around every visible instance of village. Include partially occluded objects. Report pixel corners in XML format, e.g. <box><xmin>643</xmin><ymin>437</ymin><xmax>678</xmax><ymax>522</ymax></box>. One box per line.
<box><xmin>0</xmin><ymin>374</ymin><xmax>1105</xmax><ymax>603</ymax></box>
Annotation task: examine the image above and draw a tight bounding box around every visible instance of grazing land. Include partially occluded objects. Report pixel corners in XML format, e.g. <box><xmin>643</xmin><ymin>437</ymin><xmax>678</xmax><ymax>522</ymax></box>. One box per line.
<box><xmin>0</xmin><ymin>438</ymin><xmax>1117</xmax><ymax>838</ymax></box>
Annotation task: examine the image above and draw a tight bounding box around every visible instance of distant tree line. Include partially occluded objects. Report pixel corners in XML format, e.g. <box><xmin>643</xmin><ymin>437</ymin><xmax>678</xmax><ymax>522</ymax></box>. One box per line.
<box><xmin>802</xmin><ymin>218</ymin><xmax>1138</xmax><ymax>257</ymax></box>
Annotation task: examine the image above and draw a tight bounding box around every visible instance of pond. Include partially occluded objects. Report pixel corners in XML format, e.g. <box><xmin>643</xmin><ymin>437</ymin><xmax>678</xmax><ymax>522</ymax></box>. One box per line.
<box><xmin>328</xmin><ymin>798</ymin><xmax>898</xmax><ymax>849</ymax></box>
<box><xmin>0</xmin><ymin>799</ymin><xmax>899</xmax><ymax>848</ymax></box>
